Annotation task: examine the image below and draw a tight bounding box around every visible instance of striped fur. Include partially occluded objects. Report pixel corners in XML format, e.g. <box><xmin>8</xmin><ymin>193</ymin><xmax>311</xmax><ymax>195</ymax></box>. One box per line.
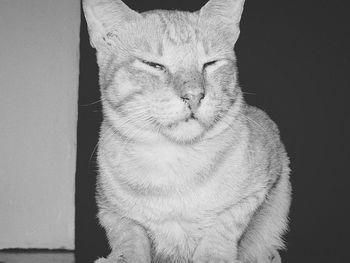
<box><xmin>84</xmin><ymin>0</ymin><xmax>291</xmax><ymax>262</ymax></box>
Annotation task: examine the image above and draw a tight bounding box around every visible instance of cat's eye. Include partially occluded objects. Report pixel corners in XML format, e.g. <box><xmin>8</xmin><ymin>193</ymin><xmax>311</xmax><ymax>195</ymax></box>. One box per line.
<box><xmin>202</xmin><ymin>60</ymin><xmax>218</xmax><ymax>70</ymax></box>
<box><xmin>141</xmin><ymin>60</ymin><xmax>165</xmax><ymax>71</ymax></box>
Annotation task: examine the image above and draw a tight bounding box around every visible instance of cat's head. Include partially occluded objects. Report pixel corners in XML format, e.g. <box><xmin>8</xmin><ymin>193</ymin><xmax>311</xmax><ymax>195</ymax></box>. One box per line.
<box><xmin>84</xmin><ymin>0</ymin><xmax>245</xmax><ymax>143</ymax></box>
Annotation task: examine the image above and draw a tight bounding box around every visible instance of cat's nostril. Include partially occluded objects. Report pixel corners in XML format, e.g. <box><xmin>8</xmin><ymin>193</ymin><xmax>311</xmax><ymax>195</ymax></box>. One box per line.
<box><xmin>181</xmin><ymin>96</ymin><xmax>190</xmax><ymax>102</ymax></box>
<box><xmin>196</xmin><ymin>92</ymin><xmax>204</xmax><ymax>101</ymax></box>
<box><xmin>181</xmin><ymin>92</ymin><xmax>204</xmax><ymax>102</ymax></box>
<box><xmin>180</xmin><ymin>92</ymin><xmax>205</xmax><ymax>110</ymax></box>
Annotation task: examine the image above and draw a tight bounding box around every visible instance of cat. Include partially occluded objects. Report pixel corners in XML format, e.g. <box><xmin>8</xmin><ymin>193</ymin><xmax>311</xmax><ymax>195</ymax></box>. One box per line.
<box><xmin>83</xmin><ymin>0</ymin><xmax>291</xmax><ymax>262</ymax></box>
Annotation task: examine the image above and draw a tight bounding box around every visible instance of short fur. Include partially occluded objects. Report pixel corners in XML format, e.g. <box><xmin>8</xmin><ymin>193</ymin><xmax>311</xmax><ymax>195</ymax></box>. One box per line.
<box><xmin>83</xmin><ymin>0</ymin><xmax>292</xmax><ymax>262</ymax></box>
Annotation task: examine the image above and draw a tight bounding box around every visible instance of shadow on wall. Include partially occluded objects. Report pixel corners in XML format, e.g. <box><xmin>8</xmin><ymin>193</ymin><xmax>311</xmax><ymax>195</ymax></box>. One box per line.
<box><xmin>76</xmin><ymin>4</ymin><xmax>107</xmax><ymax>262</ymax></box>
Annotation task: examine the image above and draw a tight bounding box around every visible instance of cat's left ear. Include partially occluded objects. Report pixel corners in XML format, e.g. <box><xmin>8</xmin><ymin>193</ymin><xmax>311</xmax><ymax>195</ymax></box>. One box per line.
<box><xmin>199</xmin><ymin>0</ymin><xmax>245</xmax><ymax>42</ymax></box>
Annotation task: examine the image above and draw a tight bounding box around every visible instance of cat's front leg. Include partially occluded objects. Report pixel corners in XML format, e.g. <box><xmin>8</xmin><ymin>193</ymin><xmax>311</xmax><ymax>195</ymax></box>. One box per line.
<box><xmin>192</xmin><ymin>233</ymin><xmax>240</xmax><ymax>263</ymax></box>
<box><xmin>97</xmin><ymin>211</ymin><xmax>151</xmax><ymax>263</ymax></box>
<box><xmin>192</xmin><ymin>220</ymin><xmax>242</xmax><ymax>263</ymax></box>
<box><xmin>193</xmin><ymin>192</ymin><xmax>267</xmax><ymax>263</ymax></box>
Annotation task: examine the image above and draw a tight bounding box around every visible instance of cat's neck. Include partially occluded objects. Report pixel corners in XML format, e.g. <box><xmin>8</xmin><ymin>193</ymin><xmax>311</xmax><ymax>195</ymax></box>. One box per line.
<box><xmin>98</xmin><ymin>99</ymin><xmax>248</xmax><ymax>194</ymax></box>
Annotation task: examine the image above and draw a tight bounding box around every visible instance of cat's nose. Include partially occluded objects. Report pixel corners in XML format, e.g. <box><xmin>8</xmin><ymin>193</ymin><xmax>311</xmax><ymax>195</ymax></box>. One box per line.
<box><xmin>180</xmin><ymin>90</ymin><xmax>205</xmax><ymax>111</ymax></box>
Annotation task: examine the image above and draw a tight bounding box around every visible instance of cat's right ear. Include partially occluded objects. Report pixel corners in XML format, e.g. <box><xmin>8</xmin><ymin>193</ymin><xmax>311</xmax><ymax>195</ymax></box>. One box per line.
<box><xmin>83</xmin><ymin>0</ymin><xmax>141</xmax><ymax>49</ymax></box>
<box><xmin>199</xmin><ymin>0</ymin><xmax>245</xmax><ymax>43</ymax></box>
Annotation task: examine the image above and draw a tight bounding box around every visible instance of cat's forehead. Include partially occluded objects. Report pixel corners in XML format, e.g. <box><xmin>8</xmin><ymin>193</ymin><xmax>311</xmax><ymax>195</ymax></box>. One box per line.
<box><xmin>142</xmin><ymin>11</ymin><xmax>199</xmax><ymax>56</ymax></box>
<box><xmin>153</xmin><ymin>11</ymin><xmax>198</xmax><ymax>47</ymax></box>
<box><xmin>138</xmin><ymin>10</ymin><xmax>231</xmax><ymax>69</ymax></box>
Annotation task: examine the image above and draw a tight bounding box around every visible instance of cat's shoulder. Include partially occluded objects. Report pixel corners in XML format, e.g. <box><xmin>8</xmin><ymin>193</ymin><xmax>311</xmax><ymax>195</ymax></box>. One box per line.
<box><xmin>242</xmin><ymin>105</ymin><xmax>281</xmax><ymax>141</ymax></box>
<box><xmin>242</xmin><ymin>105</ymin><xmax>290</xmax><ymax>171</ymax></box>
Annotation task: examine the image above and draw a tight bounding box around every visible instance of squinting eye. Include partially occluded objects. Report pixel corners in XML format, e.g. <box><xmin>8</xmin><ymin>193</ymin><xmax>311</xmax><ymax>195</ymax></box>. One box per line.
<box><xmin>203</xmin><ymin>60</ymin><xmax>218</xmax><ymax>70</ymax></box>
<box><xmin>141</xmin><ymin>60</ymin><xmax>165</xmax><ymax>70</ymax></box>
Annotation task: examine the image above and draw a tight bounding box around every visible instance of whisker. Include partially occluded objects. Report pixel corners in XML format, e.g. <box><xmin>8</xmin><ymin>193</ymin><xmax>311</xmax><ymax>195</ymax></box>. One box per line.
<box><xmin>237</xmin><ymin>111</ymin><xmax>279</xmax><ymax>151</ymax></box>
<box><xmin>89</xmin><ymin>112</ymin><xmax>151</xmax><ymax>163</ymax></box>
<box><xmin>79</xmin><ymin>98</ymin><xmax>105</xmax><ymax>107</ymax></box>
<box><xmin>117</xmin><ymin>119</ymin><xmax>156</xmax><ymax>153</ymax></box>
<box><xmin>242</xmin><ymin>91</ymin><xmax>256</xmax><ymax>96</ymax></box>
<box><xmin>237</xmin><ymin>112</ymin><xmax>268</xmax><ymax>136</ymax></box>
<box><xmin>89</xmin><ymin>126</ymin><xmax>111</xmax><ymax>163</ymax></box>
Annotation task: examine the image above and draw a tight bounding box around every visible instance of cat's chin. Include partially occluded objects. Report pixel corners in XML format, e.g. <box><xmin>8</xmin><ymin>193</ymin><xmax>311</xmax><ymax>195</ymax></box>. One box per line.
<box><xmin>161</xmin><ymin>118</ymin><xmax>205</xmax><ymax>143</ymax></box>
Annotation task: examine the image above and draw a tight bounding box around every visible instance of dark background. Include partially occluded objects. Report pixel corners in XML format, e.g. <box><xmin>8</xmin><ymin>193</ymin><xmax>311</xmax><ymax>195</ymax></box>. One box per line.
<box><xmin>76</xmin><ymin>0</ymin><xmax>350</xmax><ymax>262</ymax></box>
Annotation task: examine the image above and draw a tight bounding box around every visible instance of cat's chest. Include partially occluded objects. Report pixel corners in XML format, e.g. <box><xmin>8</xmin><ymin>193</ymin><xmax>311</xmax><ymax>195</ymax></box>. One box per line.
<box><xmin>103</xmin><ymin>136</ymin><xmax>251</xmax><ymax>226</ymax></box>
<box><xmin>112</xmin><ymin>140</ymin><xmax>249</xmax><ymax>220</ymax></box>
<box><xmin>120</xmin><ymin>141</ymin><xmax>216</xmax><ymax>188</ymax></box>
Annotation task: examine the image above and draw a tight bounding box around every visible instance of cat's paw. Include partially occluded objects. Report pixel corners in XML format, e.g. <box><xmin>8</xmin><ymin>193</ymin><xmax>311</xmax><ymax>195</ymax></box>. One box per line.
<box><xmin>268</xmin><ymin>250</ymin><xmax>281</xmax><ymax>263</ymax></box>
<box><xmin>95</xmin><ymin>252</ymin><xmax>151</xmax><ymax>263</ymax></box>
<box><xmin>193</xmin><ymin>256</ymin><xmax>240</xmax><ymax>263</ymax></box>
<box><xmin>94</xmin><ymin>255</ymin><xmax>126</xmax><ymax>263</ymax></box>
<box><xmin>94</xmin><ymin>258</ymin><xmax>110</xmax><ymax>263</ymax></box>
<box><xmin>253</xmin><ymin>250</ymin><xmax>281</xmax><ymax>263</ymax></box>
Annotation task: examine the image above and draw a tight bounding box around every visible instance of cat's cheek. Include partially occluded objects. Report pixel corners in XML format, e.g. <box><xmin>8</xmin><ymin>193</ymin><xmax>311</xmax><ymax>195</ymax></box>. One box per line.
<box><xmin>196</xmin><ymin>97</ymin><xmax>218</xmax><ymax>126</ymax></box>
<box><xmin>149</xmin><ymin>98</ymin><xmax>189</xmax><ymax>126</ymax></box>
<box><xmin>111</xmin><ymin>69</ymin><xmax>143</xmax><ymax>101</ymax></box>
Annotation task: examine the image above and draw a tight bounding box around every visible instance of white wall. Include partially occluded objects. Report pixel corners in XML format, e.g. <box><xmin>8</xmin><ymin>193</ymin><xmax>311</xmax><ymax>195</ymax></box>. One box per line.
<box><xmin>0</xmin><ymin>0</ymin><xmax>79</xmax><ymax>249</ymax></box>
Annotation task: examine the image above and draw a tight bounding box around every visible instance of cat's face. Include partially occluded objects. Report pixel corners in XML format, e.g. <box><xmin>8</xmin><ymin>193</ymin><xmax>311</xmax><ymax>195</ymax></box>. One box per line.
<box><xmin>84</xmin><ymin>0</ymin><xmax>245</xmax><ymax>143</ymax></box>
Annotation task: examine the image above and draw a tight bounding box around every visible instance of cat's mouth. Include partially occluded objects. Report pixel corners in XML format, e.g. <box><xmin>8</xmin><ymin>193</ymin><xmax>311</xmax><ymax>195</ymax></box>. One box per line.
<box><xmin>158</xmin><ymin>113</ymin><xmax>209</xmax><ymax>143</ymax></box>
<box><xmin>165</xmin><ymin>111</ymin><xmax>201</xmax><ymax>128</ymax></box>
<box><xmin>184</xmin><ymin>112</ymin><xmax>197</xmax><ymax>122</ymax></box>
<box><xmin>150</xmin><ymin>97</ymin><xmax>217</xmax><ymax>143</ymax></box>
